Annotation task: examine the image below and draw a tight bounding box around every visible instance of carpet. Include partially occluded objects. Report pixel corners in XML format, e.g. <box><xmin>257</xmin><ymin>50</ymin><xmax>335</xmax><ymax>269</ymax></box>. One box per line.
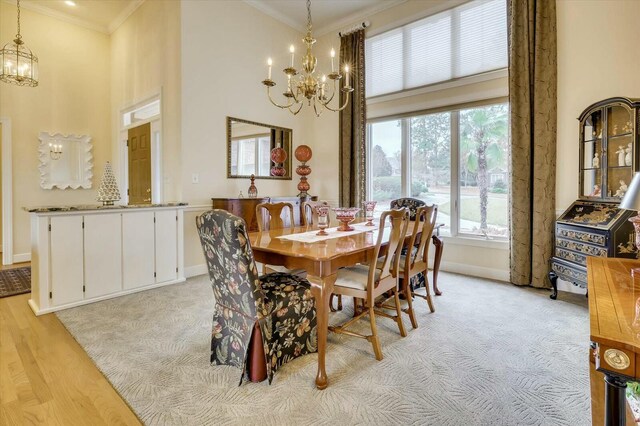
<box><xmin>0</xmin><ymin>267</ymin><xmax>31</xmax><ymax>298</ymax></box>
<box><xmin>56</xmin><ymin>272</ymin><xmax>591</xmax><ymax>425</ymax></box>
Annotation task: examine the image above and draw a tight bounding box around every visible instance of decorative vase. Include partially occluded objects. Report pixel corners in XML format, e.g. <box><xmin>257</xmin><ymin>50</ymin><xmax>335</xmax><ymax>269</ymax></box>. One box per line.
<box><xmin>248</xmin><ymin>174</ymin><xmax>257</xmax><ymax>198</ymax></box>
<box><xmin>333</xmin><ymin>207</ymin><xmax>360</xmax><ymax>231</ymax></box>
<box><xmin>315</xmin><ymin>205</ymin><xmax>330</xmax><ymax>236</ymax></box>
<box><xmin>295</xmin><ymin>145</ymin><xmax>313</xmax><ymax>197</ymax></box>
<box><xmin>270</xmin><ymin>146</ymin><xmax>287</xmax><ymax>177</ymax></box>
<box><xmin>96</xmin><ymin>161</ymin><xmax>121</xmax><ymax>206</ymax></box>
<box><xmin>363</xmin><ymin>201</ymin><xmax>377</xmax><ymax>226</ymax></box>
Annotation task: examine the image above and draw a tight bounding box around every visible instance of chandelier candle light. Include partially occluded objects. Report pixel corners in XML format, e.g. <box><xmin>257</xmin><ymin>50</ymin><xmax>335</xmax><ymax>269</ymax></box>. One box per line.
<box><xmin>262</xmin><ymin>0</ymin><xmax>353</xmax><ymax>116</ymax></box>
<box><xmin>0</xmin><ymin>0</ymin><xmax>38</xmax><ymax>87</ymax></box>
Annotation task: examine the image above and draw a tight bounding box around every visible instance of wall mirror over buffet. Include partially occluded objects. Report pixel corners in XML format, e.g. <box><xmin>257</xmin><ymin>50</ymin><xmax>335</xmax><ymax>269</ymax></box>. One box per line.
<box><xmin>38</xmin><ymin>132</ymin><xmax>93</xmax><ymax>189</ymax></box>
<box><xmin>227</xmin><ymin>116</ymin><xmax>292</xmax><ymax>180</ymax></box>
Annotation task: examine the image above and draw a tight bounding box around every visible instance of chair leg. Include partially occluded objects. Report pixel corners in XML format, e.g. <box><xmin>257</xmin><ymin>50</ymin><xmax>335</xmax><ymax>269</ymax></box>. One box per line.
<box><xmin>402</xmin><ymin>278</ymin><xmax>418</xmax><ymax>329</ymax></box>
<box><xmin>393</xmin><ymin>289</ymin><xmax>407</xmax><ymax>337</ymax></box>
<box><xmin>337</xmin><ymin>295</ymin><xmax>343</xmax><ymax>310</ymax></box>
<box><xmin>368</xmin><ymin>306</ymin><xmax>383</xmax><ymax>361</ymax></box>
<box><xmin>424</xmin><ymin>273</ymin><xmax>435</xmax><ymax>313</ymax></box>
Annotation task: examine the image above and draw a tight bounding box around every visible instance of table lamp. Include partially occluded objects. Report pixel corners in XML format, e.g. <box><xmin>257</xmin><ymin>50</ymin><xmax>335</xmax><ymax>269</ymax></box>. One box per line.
<box><xmin>619</xmin><ymin>172</ymin><xmax>640</xmax><ymax>253</ymax></box>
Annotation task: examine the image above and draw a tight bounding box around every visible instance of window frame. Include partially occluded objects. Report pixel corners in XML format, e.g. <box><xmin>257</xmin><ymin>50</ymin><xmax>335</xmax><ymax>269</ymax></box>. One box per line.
<box><xmin>366</xmin><ymin>96</ymin><xmax>510</xmax><ymax>241</ymax></box>
<box><xmin>230</xmin><ymin>133</ymin><xmax>271</xmax><ymax>177</ymax></box>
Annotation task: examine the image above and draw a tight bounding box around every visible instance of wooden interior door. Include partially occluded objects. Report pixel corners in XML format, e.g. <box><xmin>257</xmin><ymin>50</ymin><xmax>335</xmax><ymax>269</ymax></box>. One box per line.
<box><xmin>128</xmin><ymin>123</ymin><xmax>152</xmax><ymax>204</ymax></box>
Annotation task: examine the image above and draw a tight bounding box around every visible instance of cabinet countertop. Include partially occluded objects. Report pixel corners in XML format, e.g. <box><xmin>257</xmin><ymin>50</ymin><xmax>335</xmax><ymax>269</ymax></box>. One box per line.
<box><xmin>24</xmin><ymin>202</ymin><xmax>188</xmax><ymax>213</ymax></box>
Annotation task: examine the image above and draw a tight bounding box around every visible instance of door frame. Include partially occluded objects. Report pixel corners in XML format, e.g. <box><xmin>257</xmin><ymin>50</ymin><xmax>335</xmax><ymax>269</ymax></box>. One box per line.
<box><xmin>0</xmin><ymin>117</ymin><xmax>13</xmax><ymax>265</ymax></box>
<box><xmin>117</xmin><ymin>89</ymin><xmax>163</xmax><ymax>205</ymax></box>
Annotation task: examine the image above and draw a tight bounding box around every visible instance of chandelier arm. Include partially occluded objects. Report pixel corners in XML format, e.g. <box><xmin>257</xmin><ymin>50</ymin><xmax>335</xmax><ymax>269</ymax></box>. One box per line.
<box><xmin>322</xmin><ymin>91</ymin><xmax>351</xmax><ymax>113</ymax></box>
<box><xmin>288</xmin><ymin>102</ymin><xmax>304</xmax><ymax>115</ymax></box>
<box><xmin>312</xmin><ymin>98</ymin><xmax>323</xmax><ymax>117</ymax></box>
<box><xmin>266</xmin><ymin>87</ymin><xmax>295</xmax><ymax>109</ymax></box>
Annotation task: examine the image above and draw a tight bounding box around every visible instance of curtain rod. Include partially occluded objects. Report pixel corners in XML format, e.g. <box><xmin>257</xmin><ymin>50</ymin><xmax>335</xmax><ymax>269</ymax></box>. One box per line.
<box><xmin>338</xmin><ymin>21</ymin><xmax>370</xmax><ymax>37</ymax></box>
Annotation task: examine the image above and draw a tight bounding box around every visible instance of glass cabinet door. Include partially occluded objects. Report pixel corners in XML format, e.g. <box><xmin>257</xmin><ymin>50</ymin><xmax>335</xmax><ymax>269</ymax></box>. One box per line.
<box><xmin>581</xmin><ymin>110</ymin><xmax>602</xmax><ymax>198</ymax></box>
<box><xmin>606</xmin><ymin>104</ymin><xmax>634</xmax><ymax>199</ymax></box>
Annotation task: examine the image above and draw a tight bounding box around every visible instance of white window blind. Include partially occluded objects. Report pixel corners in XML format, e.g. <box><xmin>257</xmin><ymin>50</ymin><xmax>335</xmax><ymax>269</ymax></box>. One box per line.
<box><xmin>366</xmin><ymin>0</ymin><xmax>507</xmax><ymax>98</ymax></box>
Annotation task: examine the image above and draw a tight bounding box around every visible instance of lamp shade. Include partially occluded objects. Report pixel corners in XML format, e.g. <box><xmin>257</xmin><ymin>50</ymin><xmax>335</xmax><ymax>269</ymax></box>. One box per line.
<box><xmin>619</xmin><ymin>173</ymin><xmax>640</xmax><ymax>210</ymax></box>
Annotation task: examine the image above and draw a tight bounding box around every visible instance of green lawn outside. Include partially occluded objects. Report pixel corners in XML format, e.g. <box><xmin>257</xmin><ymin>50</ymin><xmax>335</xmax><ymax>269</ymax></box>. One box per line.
<box><xmin>439</xmin><ymin>196</ymin><xmax>508</xmax><ymax>226</ymax></box>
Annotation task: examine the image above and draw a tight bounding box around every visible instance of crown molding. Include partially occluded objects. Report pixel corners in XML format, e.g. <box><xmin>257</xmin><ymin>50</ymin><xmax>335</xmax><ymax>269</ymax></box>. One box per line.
<box><xmin>108</xmin><ymin>0</ymin><xmax>145</xmax><ymax>34</ymax></box>
<box><xmin>243</xmin><ymin>0</ymin><xmax>408</xmax><ymax>37</ymax></box>
<box><xmin>1</xmin><ymin>0</ymin><xmax>145</xmax><ymax>35</ymax></box>
<box><xmin>314</xmin><ymin>0</ymin><xmax>407</xmax><ymax>37</ymax></box>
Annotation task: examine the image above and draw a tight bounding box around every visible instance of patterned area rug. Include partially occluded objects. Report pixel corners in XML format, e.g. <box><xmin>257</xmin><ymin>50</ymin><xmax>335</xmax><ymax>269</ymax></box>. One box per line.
<box><xmin>56</xmin><ymin>273</ymin><xmax>590</xmax><ymax>425</ymax></box>
<box><xmin>0</xmin><ymin>267</ymin><xmax>31</xmax><ymax>298</ymax></box>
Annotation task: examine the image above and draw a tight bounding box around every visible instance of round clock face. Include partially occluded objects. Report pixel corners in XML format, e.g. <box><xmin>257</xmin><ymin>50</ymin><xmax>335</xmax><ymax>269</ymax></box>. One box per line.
<box><xmin>604</xmin><ymin>348</ymin><xmax>630</xmax><ymax>370</ymax></box>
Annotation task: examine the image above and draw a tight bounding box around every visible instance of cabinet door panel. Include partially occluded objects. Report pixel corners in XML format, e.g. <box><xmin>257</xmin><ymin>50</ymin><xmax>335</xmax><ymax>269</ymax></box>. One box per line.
<box><xmin>50</xmin><ymin>216</ymin><xmax>84</xmax><ymax>306</ymax></box>
<box><xmin>122</xmin><ymin>211</ymin><xmax>155</xmax><ymax>289</ymax></box>
<box><xmin>155</xmin><ymin>210</ymin><xmax>177</xmax><ymax>283</ymax></box>
<box><xmin>84</xmin><ymin>214</ymin><xmax>122</xmax><ymax>298</ymax></box>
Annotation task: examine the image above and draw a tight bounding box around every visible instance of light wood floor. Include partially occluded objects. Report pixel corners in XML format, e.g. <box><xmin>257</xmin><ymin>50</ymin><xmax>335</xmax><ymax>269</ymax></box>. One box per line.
<box><xmin>0</xmin><ymin>292</ymin><xmax>140</xmax><ymax>425</ymax></box>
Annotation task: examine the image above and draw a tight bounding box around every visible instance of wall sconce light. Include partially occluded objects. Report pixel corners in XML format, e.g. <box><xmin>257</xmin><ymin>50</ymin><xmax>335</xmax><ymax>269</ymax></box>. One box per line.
<box><xmin>49</xmin><ymin>143</ymin><xmax>62</xmax><ymax>160</ymax></box>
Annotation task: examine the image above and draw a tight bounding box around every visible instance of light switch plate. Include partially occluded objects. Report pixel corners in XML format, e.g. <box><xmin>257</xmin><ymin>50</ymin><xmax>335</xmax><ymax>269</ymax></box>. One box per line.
<box><xmin>192</xmin><ymin>173</ymin><xmax>199</xmax><ymax>184</ymax></box>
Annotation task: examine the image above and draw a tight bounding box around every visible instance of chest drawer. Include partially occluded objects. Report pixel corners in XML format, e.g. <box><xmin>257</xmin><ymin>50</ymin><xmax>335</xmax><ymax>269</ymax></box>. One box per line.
<box><xmin>556</xmin><ymin>238</ymin><xmax>608</xmax><ymax>257</ymax></box>
<box><xmin>555</xmin><ymin>248</ymin><xmax>588</xmax><ymax>266</ymax></box>
<box><xmin>556</xmin><ymin>225</ymin><xmax>607</xmax><ymax>247</ymax></box>
<box><xmin>551</xmin><ymin>259</ymin><xmax>587</xmax><ymax>287</ymax></box>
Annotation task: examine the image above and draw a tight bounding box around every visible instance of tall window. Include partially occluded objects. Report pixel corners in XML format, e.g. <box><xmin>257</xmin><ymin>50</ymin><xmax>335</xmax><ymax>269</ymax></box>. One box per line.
<box><xmin>365</xmin><ymin>0</ymin><xmax>507</xmax><ymax>97</ymax></box>
<box><xmin>368</xmin><ymin>102</ymin><xmax>509</xmax><ymax>238</ymax></box>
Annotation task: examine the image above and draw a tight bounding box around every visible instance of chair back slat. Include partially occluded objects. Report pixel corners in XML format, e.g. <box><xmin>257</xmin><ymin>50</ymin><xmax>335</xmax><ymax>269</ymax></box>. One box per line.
<box><xmin>255</xmin><ymin>202</ymin><xmax>295</xmax><ymax>231</ymax></box>
<box><xmin>372</xmin><ymin>208</ymin><xmax>410</xmax><ymax>288</ymax></box>
<box><xmin>408</xmin><ymin>205</ymin><xmax>437</xmax><ymax>269</ymax></box>
<box><xmin>196</xmin><ymin>210</ymin><xmax>265</xmax><ymax>318</ymax></box>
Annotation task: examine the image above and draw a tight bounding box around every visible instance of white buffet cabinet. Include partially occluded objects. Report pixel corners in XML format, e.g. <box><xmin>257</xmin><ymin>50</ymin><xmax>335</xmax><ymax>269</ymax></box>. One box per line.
<box><xmin>28</xmin><ymin>204</ymin><xmax>186</xmax><ymax>315</ymax></box>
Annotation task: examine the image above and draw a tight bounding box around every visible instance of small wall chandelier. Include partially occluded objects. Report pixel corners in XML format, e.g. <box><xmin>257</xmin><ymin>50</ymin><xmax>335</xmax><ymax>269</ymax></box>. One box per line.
<box><xmin>49</xmin><ymin>143</ymin><xmax>62</xmax><ymax>160</ymax></box>
<box><xmin>0</xmin><ymin>0</ymin><xmax>39</xmax><ymax>87</ymax></box>
<box><xmin>262</xmin><ymin>0</ymin><xmax>352</xmax><ymax>117</ymax></box>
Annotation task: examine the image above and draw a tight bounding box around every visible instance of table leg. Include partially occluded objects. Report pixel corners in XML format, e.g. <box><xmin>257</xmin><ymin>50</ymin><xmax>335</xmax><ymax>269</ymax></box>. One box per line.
<box><xmin>431</xmin><ymin>235</ymin><xmax>444</xmax><ymax>296</ymax></box>
<box><xmin>307</xmin><ymin>273</ymin><xmax>336</xmax><ymax>390</ymax></box>
<box><xmin>604</xmin><ymin>373</ymin><xmax>627</xmax><ymax>426</ymax></box>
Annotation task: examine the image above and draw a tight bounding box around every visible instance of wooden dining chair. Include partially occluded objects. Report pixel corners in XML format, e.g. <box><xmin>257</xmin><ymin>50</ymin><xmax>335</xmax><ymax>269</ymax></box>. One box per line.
<box><xmin>255</xmin><ymin>202</ymin><xmax>305</xmax><ymax>276</ymax></box>
<box><xmin>329</xmin><ymin>208</ymin><xmax>410</xmax><ymax>360</ymax></box>
<box><xmin>381</xmin><ymin>205</ymin><xmax>437</xmax><ymax>329</ymax></box>
<box><xmin>390</xmin><ymin>197</ymin><xmax>445</xmax><ymax>296</ymax></box>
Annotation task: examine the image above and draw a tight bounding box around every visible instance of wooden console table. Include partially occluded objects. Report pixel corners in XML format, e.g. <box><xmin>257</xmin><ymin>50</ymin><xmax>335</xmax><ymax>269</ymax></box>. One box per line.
<box><xmin>212</xmin><ymin>196</ymin><xmax>310</xmax><ymax>232</ymax></box>
<box><xmin>588</xmin><ymin>257</ymin><xmax>640</xmax><ymax>425</ymax></box>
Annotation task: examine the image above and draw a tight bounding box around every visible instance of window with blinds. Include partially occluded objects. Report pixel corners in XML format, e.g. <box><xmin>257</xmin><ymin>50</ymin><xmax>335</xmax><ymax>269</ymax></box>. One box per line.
<box><xmin>365</xmin><ymin>0</ymin><xmax>507</xmax><ymax>98</ymax></box>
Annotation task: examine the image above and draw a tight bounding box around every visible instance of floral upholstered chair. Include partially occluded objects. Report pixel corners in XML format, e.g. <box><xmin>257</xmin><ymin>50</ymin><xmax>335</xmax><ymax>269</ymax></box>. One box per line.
<box><xmin>196</xmin><ymin>209</ymin><xmax>317</xmax><ymax>384</ymax></box>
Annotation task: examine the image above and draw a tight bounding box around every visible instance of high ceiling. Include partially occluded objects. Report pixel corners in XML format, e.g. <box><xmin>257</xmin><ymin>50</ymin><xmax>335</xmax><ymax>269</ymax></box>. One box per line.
<box><xmin>16</xmin><ymin>0</ymin><xmax>142</xmax><ymax>33</ymax></box>
<box><xmin>9</xmin><ymin>0</ymin><xmax>406</xmax><ymax>35</ymax></box>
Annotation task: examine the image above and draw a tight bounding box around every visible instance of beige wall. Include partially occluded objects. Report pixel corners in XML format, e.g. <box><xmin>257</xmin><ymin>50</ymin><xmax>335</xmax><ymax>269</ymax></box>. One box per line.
<box><xmin>110</xmin><ymin>0</ymin><xmax>182</xmax><ymax>202</ymax></box>
<box><xmin>0</xmin><ymin>3</ymin><xmax>111</xmax><ymax>258</ymax></box>
<box><xmin>180</xmin><ymin>0</ymin><xmax>315</xmax><ymax>270</ymax></box>
<box><xmin>556</xmin><ymin>0</ymin><xmax>640</xmax><ymax>211</ymax></box>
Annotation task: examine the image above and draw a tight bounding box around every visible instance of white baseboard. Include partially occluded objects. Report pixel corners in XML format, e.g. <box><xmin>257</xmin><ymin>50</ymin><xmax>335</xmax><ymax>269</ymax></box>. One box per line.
<box><xmin>13</xmin><ymin>252</ymin><xmax>31</xmax><ymax>263</ymax></box>
<box><xmin>556</xmin><ymin>277</ymin><xmax>587</xmax><ymax>295</ymax></box>
<box><xmin>438</xmin><ymin>260</ymin><xmax>510</xmax><ymax>282</ymax></box>
<box><xmin>185</xmin><ymin>263</ymin><xmax>207</xmax><ymax>278</ymax></box>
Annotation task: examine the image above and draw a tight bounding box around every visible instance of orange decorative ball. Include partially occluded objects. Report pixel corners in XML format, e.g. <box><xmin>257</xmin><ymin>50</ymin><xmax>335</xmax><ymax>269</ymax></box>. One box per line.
<box><xmin>270</xmin><ymin>147</ymin><xmax>287</xmax><ymax>164</ymax></box>
<box><xmin>294</xmin><ymin>145</ymin><xmax>313</xmax><ymax>163</ymax></box>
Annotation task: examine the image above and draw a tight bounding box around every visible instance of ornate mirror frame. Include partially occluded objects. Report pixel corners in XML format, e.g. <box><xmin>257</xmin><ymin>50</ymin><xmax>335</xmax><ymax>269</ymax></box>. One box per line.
<box><xmin>226</xmin><ymin>116</ymin><xmax>293</xmax><ymax>180</ymax></box>
<box><xmin>38</xmin><ymin>132</ymin><xmax>93</xmax><ymax>189</ymax></box>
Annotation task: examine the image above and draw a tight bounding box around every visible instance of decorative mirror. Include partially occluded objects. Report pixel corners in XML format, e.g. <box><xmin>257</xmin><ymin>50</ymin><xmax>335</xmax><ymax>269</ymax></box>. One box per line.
<box><xmin>227</xmin><ymin>117</ymin><xmax>292</xmax><ymax>179</ymax></box>
<box><xmin>38</xmin><ymin>132</ymin><xmax>93</xmax><ymax>189</ymax></box>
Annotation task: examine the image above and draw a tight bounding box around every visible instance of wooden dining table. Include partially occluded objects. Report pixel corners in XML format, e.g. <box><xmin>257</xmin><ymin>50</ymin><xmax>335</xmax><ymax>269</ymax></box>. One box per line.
<box><xmin>248</xmin><ymin>222</ymin><xmax>395</xmax><ymax>389</ymax></box>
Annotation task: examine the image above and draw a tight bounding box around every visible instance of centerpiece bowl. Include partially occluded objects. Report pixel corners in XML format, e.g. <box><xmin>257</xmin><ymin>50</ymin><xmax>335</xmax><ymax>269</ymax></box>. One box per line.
<box><xmin>333</xmin><ymin>207</ymin><xmax>360</xmax><ymax>231</ymax></box>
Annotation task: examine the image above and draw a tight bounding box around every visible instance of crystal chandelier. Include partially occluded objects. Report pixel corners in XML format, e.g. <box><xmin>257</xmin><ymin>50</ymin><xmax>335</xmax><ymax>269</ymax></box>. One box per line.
<box><xmin>262</xmin><ymin>0</ymin><xmax>352</xmax><ymax>117</ymax></box>
<box><xmin>0</xmin><ymin>0</ymin><xmax>39</xmax><ymax>87</ymax></box>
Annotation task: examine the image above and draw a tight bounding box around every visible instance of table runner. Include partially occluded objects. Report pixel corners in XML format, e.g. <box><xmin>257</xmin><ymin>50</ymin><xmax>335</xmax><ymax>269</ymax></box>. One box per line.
<box><xmin>276</xmin><ymin>222</ymin><xmax>380</xmax><ymax>243</ymax></box>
